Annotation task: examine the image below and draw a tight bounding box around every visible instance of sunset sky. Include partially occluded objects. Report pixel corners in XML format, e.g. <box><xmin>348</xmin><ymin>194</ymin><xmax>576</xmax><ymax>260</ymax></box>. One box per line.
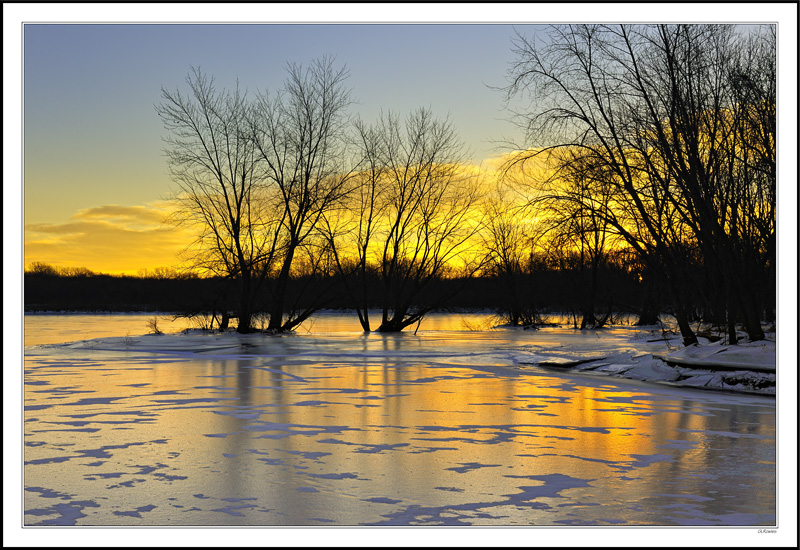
<box><xmin>20</xmin><ymin>20</ymin><xmax>537</xmax><ymax>274</ymax></box>
<box><xmin>8</xmin><ymin>3</ymin><xmax>798</xmax><ymax>275</ymax></box>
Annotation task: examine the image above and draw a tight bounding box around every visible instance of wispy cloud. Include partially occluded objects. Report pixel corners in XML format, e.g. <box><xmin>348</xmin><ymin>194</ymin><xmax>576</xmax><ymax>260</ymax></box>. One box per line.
<box><xmin>72</xmin><ymin>205</ymin><xmax>167</xmax><ymax>225</ymax></box>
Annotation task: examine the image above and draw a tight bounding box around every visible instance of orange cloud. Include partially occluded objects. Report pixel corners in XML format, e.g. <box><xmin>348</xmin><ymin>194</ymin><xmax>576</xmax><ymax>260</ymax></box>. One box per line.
<box><xmin>24</xmin><ymin>202</ymin><xmax>192</xmax><ymax>275</ymax></box>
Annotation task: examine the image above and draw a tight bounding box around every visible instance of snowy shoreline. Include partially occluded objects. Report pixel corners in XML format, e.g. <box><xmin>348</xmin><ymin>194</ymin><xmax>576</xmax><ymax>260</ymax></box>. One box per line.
<box><xmin>512</xmin><ymin>326</ymin><xmax>776</xmax><ymax>396</ymax></box>
<box><xmin>27</xmin><ymin>319</ymin><xmax>777</xmax><ymax>397</ymax></box>
<box><xmin>527</xmin><ymin>347</ymin><xmax>776</xmax><ymax>397</ymax></box>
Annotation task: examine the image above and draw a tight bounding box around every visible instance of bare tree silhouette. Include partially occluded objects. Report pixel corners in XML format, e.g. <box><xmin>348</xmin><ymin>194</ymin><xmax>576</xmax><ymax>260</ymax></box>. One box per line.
<box><xmin>323</xmin><ymin>108</ymin><xmax>484</xmax><ymax>332</ymax></box>
<box><xmin>504</xmin><ymin>24</ymin><xmax>775</xmax><ymax>344</ymax></box>
<box><xmin>250</xmin><ymin>57</ymin><xmax>356</xmax><ymax>331</ymax></box>
<box><xmin>156</xmin><ymin>68</ymin><xmax>267</xmax><ymax>333</ymax></box>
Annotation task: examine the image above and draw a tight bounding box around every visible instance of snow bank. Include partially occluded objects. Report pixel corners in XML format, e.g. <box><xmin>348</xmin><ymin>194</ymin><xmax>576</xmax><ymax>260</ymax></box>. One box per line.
<box><xmin>505</xmin><ymin>325</ymin><xmax>778</xmax><ymax>395</ymax></box>
<box><xmin>655</xmin><ymin>340</ymin><xmax>776</xmax><ymax>372</ymax></box>
<box><xmin>529</xmin><ymin>343</ymin><xmax>776</xmax><ymax>396</ymax></box>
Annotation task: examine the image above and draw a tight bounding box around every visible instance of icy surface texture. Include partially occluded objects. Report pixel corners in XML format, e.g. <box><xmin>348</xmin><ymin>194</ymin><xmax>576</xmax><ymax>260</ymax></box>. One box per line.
<box><xmin>24</xmin><ymin>322</ymin><xmax>776</xmax><ymax>526</ymax></box>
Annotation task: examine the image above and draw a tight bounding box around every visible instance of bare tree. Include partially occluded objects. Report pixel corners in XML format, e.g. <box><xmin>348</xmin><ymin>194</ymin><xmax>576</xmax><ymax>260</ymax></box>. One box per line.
<box><xmin>26</xmin><ymin>262</ymin><xmax>61</xmax><ymax>276</ymax></box>
<box><xmin>250</xmin><ymin>57</ymin><xmax>356</xmax><ymax>331</ymax></box>
<box><xmin>725</xmin><ymin>26</ymin><xmax>777</xmax><ymax>328</ymax></box>
<box><xmin>319</xmin><ymin>116</ymin><xmax>389</xmax><ymax>331</ymax></box>
<box><xmin>156</xmin><ymin>68</ymin><xmax>269</xmax><ymax>333</ymax></box>
<box><xmin>480</xmin><ymin>183</ymin><xmax>547</xmax><ymax>326</ymax></box>
<box><xmin>539</xmin><ymin>151</ymin><xmax>622</xmax><ymax>328</ymax></box>
<box><xmin>504</xmin><ymin>24</ymin><xmax>775</xmax><ymax>344</ymax></box>
<box><xmin>324</xmin><ymin>108</ymin><xmax>483</xmax><ymax>332</ymax></box>
<box><xmin>627</xmin><ymin>24</ymin><xmax>774</xmax><ymax>341</ymax></box>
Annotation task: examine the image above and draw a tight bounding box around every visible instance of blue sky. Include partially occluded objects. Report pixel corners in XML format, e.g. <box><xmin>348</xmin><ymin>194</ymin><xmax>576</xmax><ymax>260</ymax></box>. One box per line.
<box><xmin>20</xmin><ymin>19</ymin><xmax>549</xmax><ymax>272</ymax></box>
<box><xmin>22</xmin><ymin>23</ymin><xmax>535</xmax><ymax>226</ymax></box>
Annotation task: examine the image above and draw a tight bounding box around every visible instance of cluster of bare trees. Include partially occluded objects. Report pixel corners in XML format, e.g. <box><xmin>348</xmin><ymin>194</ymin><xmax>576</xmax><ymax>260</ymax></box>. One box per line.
<box><xmin>157</xmin><ymin>58</ymin><xmax>480</xmax><ymax>333</ymax></box>
<box><xmin>500</xmin><ymin>24</ymin><xmax>776</xmax><ymax>344</ymax></box>
<box><xmin>156</xmin><ymin>25</ymin><xmax>775</xmax><ymax>341</ymax></box>
<box><xmin>321</xmin><ymin>109</ymin><xmax>483</xmax><ymax>331</ymax></box>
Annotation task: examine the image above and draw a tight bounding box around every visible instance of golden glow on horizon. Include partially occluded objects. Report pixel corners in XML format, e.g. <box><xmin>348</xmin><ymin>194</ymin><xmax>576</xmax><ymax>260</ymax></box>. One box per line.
<box><xmin>22</xmin><ymin>148</ymin><xmax>635</xmax><ymax>276</ymax></box>
<box><xmin>24</xmin><ymin>201</ymin><xmax>196</xmax><ymax>276</ymax></box>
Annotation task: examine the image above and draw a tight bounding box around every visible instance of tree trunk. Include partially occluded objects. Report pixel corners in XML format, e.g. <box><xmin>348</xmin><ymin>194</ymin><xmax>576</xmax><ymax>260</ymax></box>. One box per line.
<box><xmin>636</xmin><ymin>273</ymin><xmax>660</xmax><ymax>326</ymax></box>
<box><xmin>581</xmin><ymin>252</ymin><xmax>601</xmax><ymax>329</ymax></box>
<box><xmin>356</xmin><ymin>308</ymin><xmax>371</xmax><ymax>332</ymax></box>
<box><xmin>670</xmin><ymin>273</ymin><xmax>698</xmax><ymax>346</ymax></box>
<box><xmin>725</xmin><ymin>278</ymin><xmax>738</xmax><ymax>345</ymax></box>
<box><xmin>739</xmin><ymin>292</ymin><xmax>765</xmax><ymax>342</ymax></box>
<box><xmin>378</xmin><ymin>305</ymin><xmax>407</xmax><ymax>332</ymax></box>
<box><xmin>268</xmin><ymin>244</ymin><xmax>296</xmax><ymax>331</ymax></box>
<box><xmin>675</xmin><ymin>305</ymin><xmax>698</xmax><ymax>346</ymax></box>
<box><xmin>236</xmin><ymin>276</ymin><xmax>253</xmax><ymax>334</ymax></box>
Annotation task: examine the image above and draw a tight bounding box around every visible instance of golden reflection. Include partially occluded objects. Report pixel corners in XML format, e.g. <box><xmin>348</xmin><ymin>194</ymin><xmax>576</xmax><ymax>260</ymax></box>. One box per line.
<box><xmin>24</xmin><ymin>336</ymin><xmax>776</xmax><ymax>526</ymax></box>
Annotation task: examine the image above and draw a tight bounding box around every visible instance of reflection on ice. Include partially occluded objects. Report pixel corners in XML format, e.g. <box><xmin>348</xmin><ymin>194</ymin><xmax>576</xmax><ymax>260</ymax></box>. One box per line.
<box><xmin>23</xmin><ymin>320</ymin><xmax>776</xmax><ymax>526</ymax></box>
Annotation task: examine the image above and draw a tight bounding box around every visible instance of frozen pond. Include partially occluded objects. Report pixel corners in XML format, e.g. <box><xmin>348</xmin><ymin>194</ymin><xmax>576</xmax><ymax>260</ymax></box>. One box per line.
<box><xmin>23</xmin><ymin>313</ymin><xmax>776</xmax><ymax>527</ymax></box>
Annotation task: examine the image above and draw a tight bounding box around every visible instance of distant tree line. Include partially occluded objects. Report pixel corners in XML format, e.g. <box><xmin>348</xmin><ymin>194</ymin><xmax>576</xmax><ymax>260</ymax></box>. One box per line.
<box><xmin>24</xmin><ymin>260</ymin><xmax>647</xmax><ymax>325</ymax></box>
<box><xmin>25</xmin><ymin>255</ymin><xmax>750</xmax><ymax>341</ymax></box>
<box><xmin>24</xmin><ymin>263</ymin><xmax>210</xmax><ymax>313</ymax></box>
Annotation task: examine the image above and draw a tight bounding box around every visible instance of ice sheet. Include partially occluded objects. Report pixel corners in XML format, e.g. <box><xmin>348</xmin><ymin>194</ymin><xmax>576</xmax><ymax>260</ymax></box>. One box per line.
<box><xmin>24</xmin><ymin>324</ymin><xmax>776</xmax><ymax>526</ymax></box>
